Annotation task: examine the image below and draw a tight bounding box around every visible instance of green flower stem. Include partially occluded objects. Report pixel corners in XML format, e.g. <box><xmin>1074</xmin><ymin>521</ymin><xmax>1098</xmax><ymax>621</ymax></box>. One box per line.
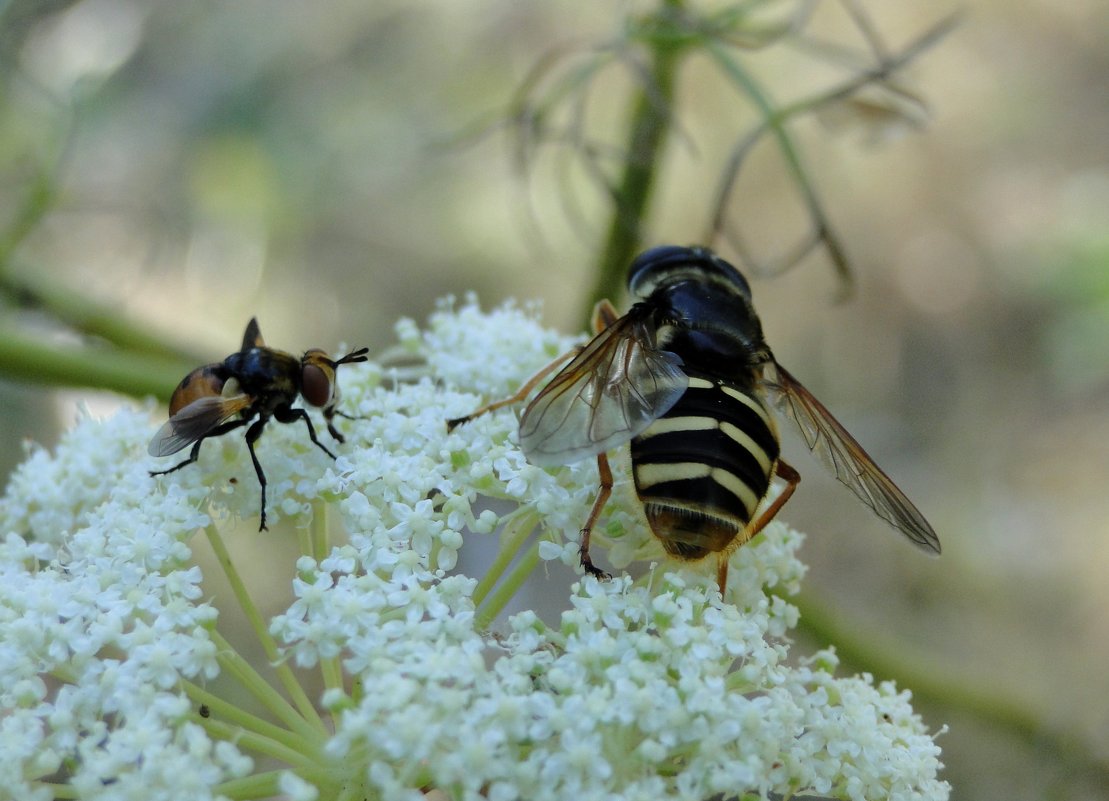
<box><xmin>788</xmin><ymin>589</ymin><xmax>1109</xmax><ymax>783</ymax></box>
<box><xmin>206</xmin><ymin>524</ymin><xmax>328</xmax><ymax>736</ymax></box>
<box><xmin>349</xmin><ymin>674</ymin><xmax>365</xmax><ymax>706</ymax></box>
<box><xmin>296</xmin><ymin>525</ymin><xmax>314</xmax><ymax>565</ymax></box>
<box><xmin>585</xmin><ymin>0</ymin><xmax>685</xmax><ymax>322</ymax></box>
<box><xmin>336</xmin><ymin>782</ymin><xmax>368</xmax><ymax>801</ymax></box>
<box><xmin>0</xmin><ymin>325</ymin><xmax>191</xmax><ymax>402</ymax></box>
<box><xmin>474</xmin><ymin>539</ymin><xmax>541</xmax><ymax>631</ymax></box>
<box><xmin>49</xmin><ymin>665</ymin><xmax>79</xmax><ymax>685</ymax></box>
<box><xmin>34</xmin><ymin>783</ymin><xmax>78</xmax><ymax>799</ymax></box>
<box><xmin>321</xmin><ymin>655</ymin><xmax>346</xmax><ymax>696</ymax></box>
<box><xmin>181</xmin><ymin>679</ymin><xmax>310</xmax><ymax>758</ymax></box>
<box><xmin>213</xmin><ymin>771</ymin><xmax>287</xmax><ymax>801</ymax></box>
<box><xmin>311</xmin><ymin>499</ymin><xmax>331</xmax><ymax>562</ymax></box>
<box><xmin>0</xmin><ymin>162</ymin><xmax>59</xmax><ymax>260</ymax></box>
<box><xmin>211</xmin><ymin>630</ymin><xmax>322</xmax><ymax>742</ymax></box>
<box><xmin>471</xmin><ymin>507</ymin><xmax>539</xmax><ymax>608</ymax></box>
<box><xmin>0</xmin><ymin>270</ymin><xmax>206</xmax><ymax>365</ymax></box>
<box><xmin>0</xmin><ymin>159</ymin><xmax>205</xmax><ymax>397</ymax></box>
<box><xmin>304</xmin><ymin>508</ymin><xmax>343</xmax><ymax>696</ymax></box>
<box><xmin>218</xmin><ymin>768</ymin><xmax>345</xmax><ymax>801</ymax></box>
<box><xmin>201</xmin><ymin>715</ymin><xmax>330</xmax><ymax>780</ymax></box>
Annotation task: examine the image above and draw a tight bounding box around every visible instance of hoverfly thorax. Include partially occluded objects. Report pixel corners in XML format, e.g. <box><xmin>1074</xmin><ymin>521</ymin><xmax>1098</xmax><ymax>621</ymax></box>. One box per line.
<box><xmin>631</xmin><ymin>247</ymin><xmax>770</xmax><ymax>375</ymax></box>
<box><xmin>629</xmin><ymin>245</ymin><xmax>752</xmax><ymax>300</ymax></box>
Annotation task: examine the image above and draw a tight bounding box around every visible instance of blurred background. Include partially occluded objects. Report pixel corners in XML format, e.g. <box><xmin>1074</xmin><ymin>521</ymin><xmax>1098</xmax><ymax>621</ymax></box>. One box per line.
<box><xmin>0</xmin><ymin>1</ymin><xmax>1106</xmax><ymax>799</ymax></box>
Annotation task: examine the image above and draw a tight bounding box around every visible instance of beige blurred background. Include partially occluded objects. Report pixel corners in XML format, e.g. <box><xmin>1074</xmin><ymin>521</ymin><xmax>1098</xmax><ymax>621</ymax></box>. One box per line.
<box><xmin>1</xmin><ymin>1</ymin><xmax>1106</xmax><ymax>799</ymax></box>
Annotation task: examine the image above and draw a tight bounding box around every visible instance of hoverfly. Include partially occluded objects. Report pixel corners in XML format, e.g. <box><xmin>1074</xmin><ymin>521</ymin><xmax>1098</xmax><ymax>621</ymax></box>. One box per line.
<box><xmin>448</xmin><ymin>246</ymin><xmax>939</xmax><ymax>594</ymax></box>
<box><xmin>149</xmin><ymin>318</ymin><xmax>368</xmax><ymax>530</ymax></box>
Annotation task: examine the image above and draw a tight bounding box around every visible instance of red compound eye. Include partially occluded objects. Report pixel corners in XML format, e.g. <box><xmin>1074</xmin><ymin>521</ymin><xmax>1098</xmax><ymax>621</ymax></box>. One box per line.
<box><xmin>301</xmin><ymin>363</ymin><xmax>332</xmax><ymax>407</ymax></box>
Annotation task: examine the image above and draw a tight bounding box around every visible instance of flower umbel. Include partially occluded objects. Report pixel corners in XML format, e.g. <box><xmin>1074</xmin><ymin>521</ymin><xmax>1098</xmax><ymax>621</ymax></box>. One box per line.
<box><xmin>0</xmin><ymin>297</ymin><xmax>948</xmax><ymax>800</ymax></box>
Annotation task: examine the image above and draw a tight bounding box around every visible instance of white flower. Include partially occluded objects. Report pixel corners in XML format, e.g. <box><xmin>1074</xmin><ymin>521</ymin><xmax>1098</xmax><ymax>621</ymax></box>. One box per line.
<box><xmin>0</xmin><ymin>298</ymin><xmax>948</xmax><ymax>800</ymax></box>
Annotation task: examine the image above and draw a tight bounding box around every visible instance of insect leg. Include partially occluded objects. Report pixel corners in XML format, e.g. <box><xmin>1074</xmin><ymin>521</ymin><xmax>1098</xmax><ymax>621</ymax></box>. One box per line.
<box><xmin>577</xmin><ymin>452</ymin><xmax>614</xmax><ymax>581</ymax></box>
<box><xmin>716</xmin><ymin>558</ymin><xmax>730</xmax><ymax>599</ymax></box>
<box><xmin>750</xmin><ymin>459</ymin><xmax>801</xmax><ymax>535</ymax></box>
<box><xmin>274</xmin><ymin>406</ymin><xmax>338</xmax><ymax>460</ymax></box>
<box><xmin>445</xmin><ymin>297</ymin><xmax>619</xmax><ymax>433</ymax></box>
<box><xmin>716</xmin><ymin>459</ymin><xmax>801</xmax><ymax>596</ymax></box>
<box><xmin>323</xmin><ymin>405</ymin><xmax>375</xmax><ymax>443</ymax></box>
<box><xmin>243</xmin><ymin>417</ymin><xmax>271</xmax><ymax>531</ymax></box>
<box><xmin>446</xmin><ymin>346</ymin><xmax>580</xmax><ymax>432</ymax></box>
<box><xmin>149</xmin><ymin>419</ymin><xmax>249</xmax><ymax>477</ymax></box>
<box><xmin>323</xmin><ymin>407</ymin><xmax>360</xmax><ymax>443</ymax></box>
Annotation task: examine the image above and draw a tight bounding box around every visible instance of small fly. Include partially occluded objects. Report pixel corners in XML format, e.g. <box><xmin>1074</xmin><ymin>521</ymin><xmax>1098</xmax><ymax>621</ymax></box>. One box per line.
<box><xmin>149</xmin><ymin>318</ymin><xmax>368</xmax><ymax>529</ymax></box>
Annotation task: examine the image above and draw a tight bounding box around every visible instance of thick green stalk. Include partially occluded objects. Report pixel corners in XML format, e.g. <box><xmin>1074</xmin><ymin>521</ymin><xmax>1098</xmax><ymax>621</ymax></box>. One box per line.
<box><xmin>0</xmin><ymin>169</ymin><xmax>204</xmax><ymax>370</ymax></box>
<box><xmin>0</xmin><ymin>161</ymin><xmax>205</xmax><ymax>393</ymax></box>
<box><xmin>0</xmin><ymin>326</ymin><xmax>192</xmax><ymax>402</ymax></box>
<box><xmin>584</xmin><ymin>0</ymin><xmax>685</xmax><ymax>325</ymax></box>
<box><xmin>0</xmin><ymin>270</ymin><xmax>206</xmax><ymax>365</ymax></box>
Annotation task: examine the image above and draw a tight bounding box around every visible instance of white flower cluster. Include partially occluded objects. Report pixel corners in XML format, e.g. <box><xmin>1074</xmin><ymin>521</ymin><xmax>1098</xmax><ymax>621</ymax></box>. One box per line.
<box><xmin>0</xmin><ymin>297</ymin><xmax>949</xmax><ymax>800</ymax></box>
<box><xmin>0</xmin><ymin>410</ymin><xmax>239</xmax><ymax>800</ymax></box>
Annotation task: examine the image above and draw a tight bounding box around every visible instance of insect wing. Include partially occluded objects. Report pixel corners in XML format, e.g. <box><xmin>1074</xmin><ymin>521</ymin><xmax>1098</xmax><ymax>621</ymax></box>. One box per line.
<box><xmin>762</xmin><ymin>362</ymin><xmax>940</xmax><ymax>554</ymax></box>
<box><xmin>519</xmin><ymin>311</ymin><xmax>687</xmax><ymax>466</ymax></box>
<box><xmin>147</xmin><ymin>394</ymin><xmax>252</xmax><ymax>457</ymax></box>
<box><xmin>241</xmin><ymin>317</ymin><xmax>265</xmax><ymax>351</ymax></box>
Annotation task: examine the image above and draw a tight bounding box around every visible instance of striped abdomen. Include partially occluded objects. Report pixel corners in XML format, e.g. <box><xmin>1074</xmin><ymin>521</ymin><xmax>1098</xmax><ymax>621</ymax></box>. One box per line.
<box><xmin>630</xmin><ymin>374</ymin><xmax>780</xmax><ymax>560</ymax></box>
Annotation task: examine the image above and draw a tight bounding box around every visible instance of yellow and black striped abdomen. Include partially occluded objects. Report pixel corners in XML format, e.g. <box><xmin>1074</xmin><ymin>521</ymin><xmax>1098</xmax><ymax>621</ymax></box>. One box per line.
<box><xmin>630</xmin><ymin>375</ymin><xmax>780</xmax><ymax>561</ymax></box>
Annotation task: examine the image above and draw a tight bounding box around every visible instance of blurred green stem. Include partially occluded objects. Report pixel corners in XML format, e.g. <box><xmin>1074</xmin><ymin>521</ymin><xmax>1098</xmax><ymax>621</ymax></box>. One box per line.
<box><xmin>584</xmin><ymin>0</ymin><xmax>684</xmax><ymax>323</ymax></box>
<box><xmin>0</xmin><ymin>325</ymin><xmax>188</xmax><ymax>402</ymax></box>
<box><xmin>0</xmin><ymin>269</ymin><xmax>204</xmax><ymax>366</ymax></box>
<box><xmin>788</xmin><ymin>590</ymin><xmax>1109</xmax><ymax>784</ymax></box>
<box><xmin>0</xmin><ymin>159</ymin><xmax>203</xmax><ymax>399</ymax></box>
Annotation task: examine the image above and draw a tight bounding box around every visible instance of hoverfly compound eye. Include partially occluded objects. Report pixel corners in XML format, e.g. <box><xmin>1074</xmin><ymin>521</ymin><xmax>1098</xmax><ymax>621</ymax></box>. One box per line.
<box><xmin>300</xmin><ymin>360</ymin><xmax>334</xmax><ymax>408</ymax></box>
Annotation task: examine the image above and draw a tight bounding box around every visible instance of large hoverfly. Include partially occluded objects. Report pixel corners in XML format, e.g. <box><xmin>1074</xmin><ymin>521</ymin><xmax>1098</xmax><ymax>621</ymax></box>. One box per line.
<box><xmin>149</xmin><ymin>318</ymin><xmax>368</xmax><ymax>530</ymax></box>
<box><xmin>449</xmin><ymin>246</ymin><xmax>939</xmax><ymax>593</ymax></box>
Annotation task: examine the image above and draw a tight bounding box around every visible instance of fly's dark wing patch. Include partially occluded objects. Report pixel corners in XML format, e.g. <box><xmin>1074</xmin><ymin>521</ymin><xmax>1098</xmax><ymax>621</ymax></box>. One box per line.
<box><xmin>148</xmin><ymin>395</ymin><xmax>251</xmax><ymax>457</ymax></box>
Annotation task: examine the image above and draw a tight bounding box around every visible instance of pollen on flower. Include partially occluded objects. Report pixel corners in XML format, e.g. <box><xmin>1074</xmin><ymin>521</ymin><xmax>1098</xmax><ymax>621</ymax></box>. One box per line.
<box><xmin>0</xmin><ymin>298</ymin><xmax>948</xmax><ymax>801</ymax></box>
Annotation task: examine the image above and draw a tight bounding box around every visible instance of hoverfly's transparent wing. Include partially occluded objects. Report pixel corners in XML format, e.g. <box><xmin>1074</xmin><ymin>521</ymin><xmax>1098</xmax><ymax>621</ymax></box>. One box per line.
<box><xmin>762</xmin><ymin>361</ymin><xmax>940</xmax><ymax>554</ymax></box>
<box><xmin>519</xmin><ymin>309</ymin><xmax>687</xmax><ymax>466</ymax></box>
<box><xmin>148</xmin><ymin>395</ymin><xmax>251</xmax><ymax>457</ymax></box>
